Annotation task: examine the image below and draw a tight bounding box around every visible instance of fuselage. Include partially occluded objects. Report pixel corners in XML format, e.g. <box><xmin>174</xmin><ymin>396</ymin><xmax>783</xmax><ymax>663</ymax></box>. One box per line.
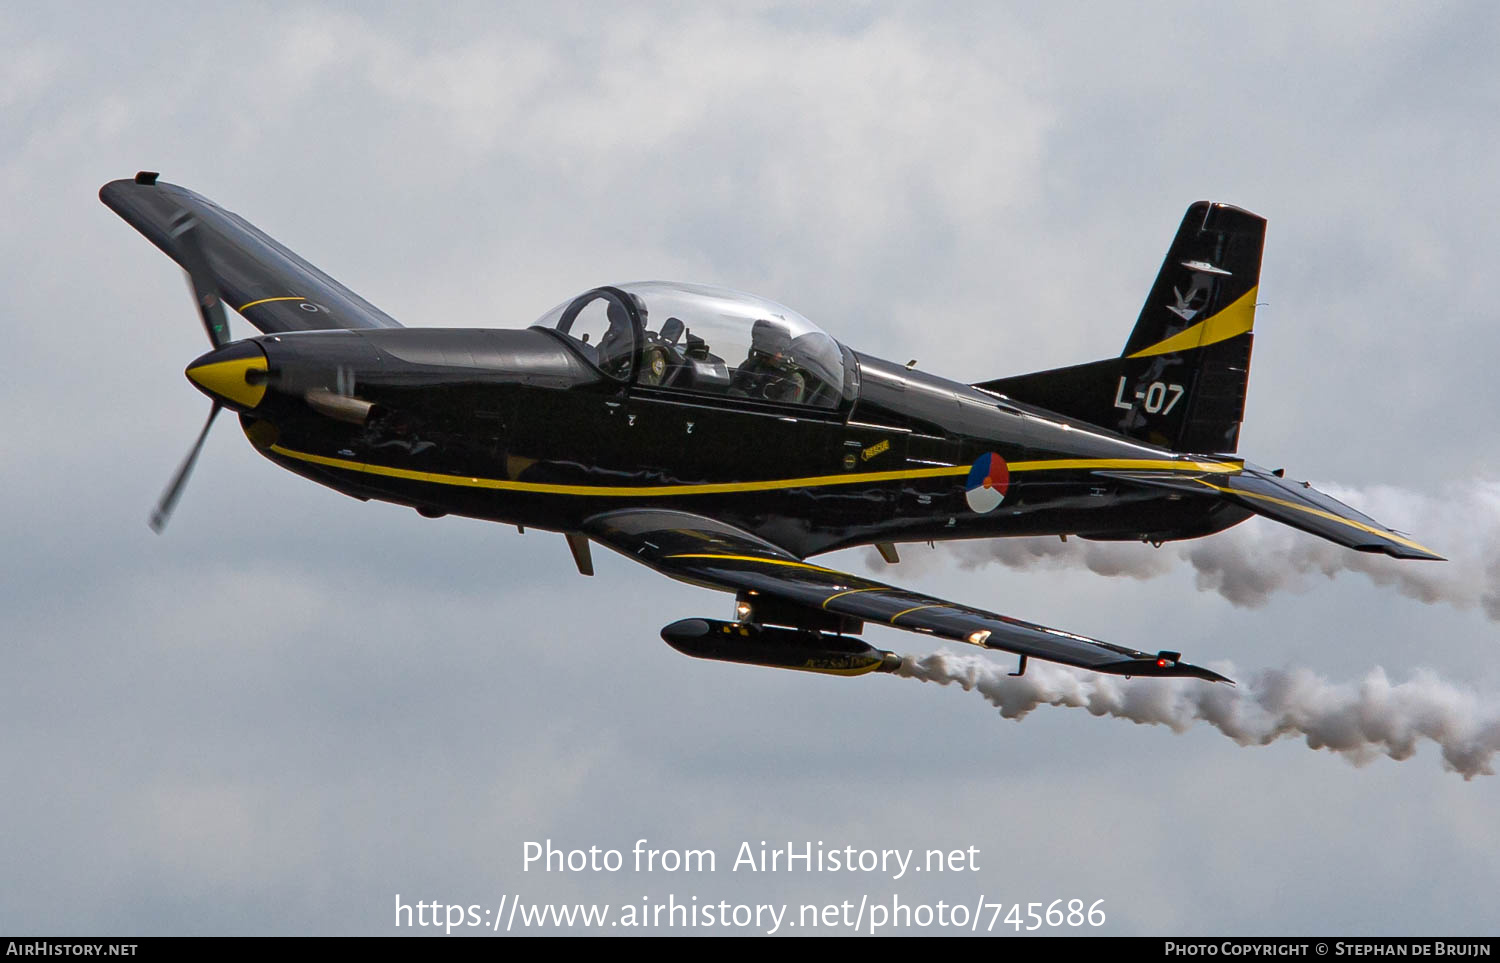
<box><xmin>101</xmin><ymin>178</ymin><xmax>1441</xmax><ymax>685</ymax></box>
<box><xmin>204</xmin><ymin>324</ymin><xmax>1252</xmax><ymax>559</ymax></box>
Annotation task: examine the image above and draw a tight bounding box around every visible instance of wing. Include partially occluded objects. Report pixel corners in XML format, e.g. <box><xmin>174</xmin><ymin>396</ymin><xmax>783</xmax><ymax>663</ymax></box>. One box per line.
<box><xmin>100</xmin><ymin>173</ymin><xmax>402</xmax><ymax>334</ymax></box>
<box><xmin>1098</xmin><ymin>466</ymin><xmax>1444</xmax><ymax>560</ymax></box>
<box><xmin>584</xmin><ymin>509</ymin><xmax>1231</xmax><ymax>682</ymax></box>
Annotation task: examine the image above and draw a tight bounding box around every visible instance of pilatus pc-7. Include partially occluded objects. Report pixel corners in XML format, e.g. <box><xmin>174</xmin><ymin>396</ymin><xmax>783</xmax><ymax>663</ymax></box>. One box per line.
<box><xmin>102</xmin><ymin>172</ymin><xmax>1440</xmax><ymax>686</ymax></box>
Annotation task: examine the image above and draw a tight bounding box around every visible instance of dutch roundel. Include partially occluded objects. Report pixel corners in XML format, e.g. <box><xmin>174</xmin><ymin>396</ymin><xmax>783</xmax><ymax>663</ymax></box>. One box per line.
<box><xmin>964</xmin><ymin>453</ymin><xmax>1010</xmax><ymax>514</ymax></box>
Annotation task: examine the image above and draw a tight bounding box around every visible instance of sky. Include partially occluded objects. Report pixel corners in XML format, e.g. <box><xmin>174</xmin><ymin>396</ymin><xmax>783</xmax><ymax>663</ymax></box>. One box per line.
<box><xmin>4</xmin><ymin>1</ymin><xmax>1499</xmax><ymax>936</ymax></box>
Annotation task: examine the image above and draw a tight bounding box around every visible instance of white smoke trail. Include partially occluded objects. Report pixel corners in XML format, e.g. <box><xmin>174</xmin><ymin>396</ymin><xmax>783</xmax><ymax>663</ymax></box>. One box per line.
<box><xmin>934</xmin><ymin>482</ymin><xmax>1500</xmax><ymax>618</ymax></box>
<box><xmin>896</xmin><ymin>650</ymin><xmax>1500</xmax><ymax>778</ymax></box>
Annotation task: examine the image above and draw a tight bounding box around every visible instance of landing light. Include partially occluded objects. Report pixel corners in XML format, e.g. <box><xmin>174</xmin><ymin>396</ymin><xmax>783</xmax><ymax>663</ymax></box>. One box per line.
<box><xmin>734</xmin><ymin>601</ymin><xmax>752</xmax><ymax>622</ymax></box>
<box><xmin>967</xmin><ymin>630</ymin><xmax>991</xmax><ymax>646</ymax></box>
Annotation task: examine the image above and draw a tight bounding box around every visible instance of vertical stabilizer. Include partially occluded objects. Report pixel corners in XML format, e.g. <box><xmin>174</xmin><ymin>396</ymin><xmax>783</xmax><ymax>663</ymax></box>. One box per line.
<box><xmin>977</xmin><ymin>202</ymin><xmax>1266</xmax><ymax>453</ymax></box>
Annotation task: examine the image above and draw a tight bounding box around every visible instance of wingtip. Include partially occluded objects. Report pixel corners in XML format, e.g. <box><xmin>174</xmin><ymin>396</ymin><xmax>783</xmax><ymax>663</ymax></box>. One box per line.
<box><xmin>1376</xmin><ymin>543</ymin><xmax>1445</xmax><ymax>562</ymax></box>
<box><xmin>1101</xmin><ymin>657</ymin><xmax>1234</xmax><ymax>685</ymax></box>
<box><xmin>1179</xmin><ymin>662</ymin><xmax>1235</xmax><ymax>685</ymax></box>
<box><xmin>100</xmin><ymin>172</ymin><xmax>163</xmax><ymax>205</ymax></box>
<box><xmin>98</xmin><ymin>178</ymin><xmax>141</xmax><ymax>208</ymax></box>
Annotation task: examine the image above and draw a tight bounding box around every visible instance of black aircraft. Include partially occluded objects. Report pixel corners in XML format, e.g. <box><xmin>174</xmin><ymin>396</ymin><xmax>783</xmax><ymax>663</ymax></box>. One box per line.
<box><xmin>102</xmin><ymin>173</ymin><xmax>1441</xmax><ymax>686</ymax></box>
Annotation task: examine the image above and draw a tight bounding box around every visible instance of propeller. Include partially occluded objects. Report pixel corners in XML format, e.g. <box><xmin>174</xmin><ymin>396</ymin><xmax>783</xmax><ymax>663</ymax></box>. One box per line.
<box><xmin>149</xmin><ymin>213</ymin><xmax>228</xmax><ymax>533</ymax></box>
<box><xmin>171</xmin><ymin>211</ymin><xmax>230</xmax><ymax>348</ymax></box>
<box><xmin>148</xmin><ymin>403</ymin><xmax>222</xmax><ymax>533</ymax></box>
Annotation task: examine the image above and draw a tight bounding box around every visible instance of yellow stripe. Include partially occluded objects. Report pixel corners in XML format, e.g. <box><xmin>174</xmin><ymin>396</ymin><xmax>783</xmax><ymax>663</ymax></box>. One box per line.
<box><xmin>797</xmin><ymin>661</ymin><xmax>885</xmax><ymax>677</ymax></box>
<box><xmin>268</xmin><ymin>444</ymin><xmax>1243</xmax><ymax>498</ymax></box>
<box><xmin>890</xmin><ymin>604</ymin><xmax>942</xmax><ymax>623</ymax></box>
<box><xmin>1009</xmin><ymin>457</ymin><xmax>1242</xmax><ymax>473</ymax></box>
<box><xmin>1127</xmin><ymin>286</ymin><xmax>1258</xmax><ymax>358</ymax></box>
<box><xmin>271</xmin><ymin>445</ymin><xmax>966</xmax><ymax>495</ymax></box>
<box><xmin>237</xmin><ymin>295</ymin><xmax>306</xmax><ymax>312</ymax></box>
<box><xmin>821</xmin><ymin>587</ymin><xmax>886</xmax><ymax>609</ymax></box>
<box><xmin>662</xmin><ymin>553</ymin><xmax>840</xmax><ymax>573</ymax></box>
<box><xmin>1191</xmin><ymin>479</ymin><xmax>1439</xmax><ymax>556</ymax></box>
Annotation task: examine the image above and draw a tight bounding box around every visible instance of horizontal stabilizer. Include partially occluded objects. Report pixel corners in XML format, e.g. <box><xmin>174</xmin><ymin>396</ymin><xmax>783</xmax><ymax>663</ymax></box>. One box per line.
<box><xmin>1198</xmin><ymin>471</ymin><xmax>1443</xmax><ymax>560</ymax></box>
<box><xmin>1105</xmin><ymin>467</ymin><xmax>1443</xmax><ymax>560</ymax></box>
<box><xmin>1092</xmin><ymin>469</ymin><xmax>1217</xmax><ymax>495</ymax></box>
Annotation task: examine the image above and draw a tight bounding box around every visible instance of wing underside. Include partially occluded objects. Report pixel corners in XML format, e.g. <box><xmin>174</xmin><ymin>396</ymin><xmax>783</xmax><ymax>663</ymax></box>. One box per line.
<box><xmin>584</xmin><ymin>509</ymin><xmax>1231</xmax><ymax>682</ymax></box>
<box><xmin>100</xmin><ymin>174</ymin><xmax>402</xmax><ymax>334</ymax></box>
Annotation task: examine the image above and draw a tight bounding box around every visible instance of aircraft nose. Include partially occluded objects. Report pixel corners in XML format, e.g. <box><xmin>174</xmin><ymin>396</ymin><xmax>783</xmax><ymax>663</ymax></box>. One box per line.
<box><xmin>185</xmin><ymin>340</ymin><xmax>268</xmax><ymax>410</ymax></box>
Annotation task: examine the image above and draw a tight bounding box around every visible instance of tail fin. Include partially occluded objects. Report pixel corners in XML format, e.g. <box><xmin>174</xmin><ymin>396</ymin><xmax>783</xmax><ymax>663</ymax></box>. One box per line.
<box><xmin>978</xmin><ymin>202</ymin><xmax>1266</xmax><ymax>453</ymax></box>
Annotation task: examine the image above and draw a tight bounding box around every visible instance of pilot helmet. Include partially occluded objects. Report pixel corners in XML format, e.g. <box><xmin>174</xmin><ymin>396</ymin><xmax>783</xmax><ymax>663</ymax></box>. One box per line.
<box><xmin>749</xmin><ymin>319</ymin><xmax>792</xmax><ymax>360</ymax></box>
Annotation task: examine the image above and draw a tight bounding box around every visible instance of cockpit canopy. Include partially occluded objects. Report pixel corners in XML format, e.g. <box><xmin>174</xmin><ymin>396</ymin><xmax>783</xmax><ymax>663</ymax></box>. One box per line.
<box><xmin>531</xmin><ymin>281</ymin><xmax>852</xmax><ymax>409</ymax></box>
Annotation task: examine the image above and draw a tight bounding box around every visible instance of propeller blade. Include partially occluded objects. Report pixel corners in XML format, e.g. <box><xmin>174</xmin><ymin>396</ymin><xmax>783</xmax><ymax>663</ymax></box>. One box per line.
<box><xmin>149</xmin><ymin>403</ymin><xmax>222</xmax><ymax>533</ymax></box>
<box><xmin>169</xmin><ymin>213</ymin><xmax>230</xmax><ymax>348</ymax></box>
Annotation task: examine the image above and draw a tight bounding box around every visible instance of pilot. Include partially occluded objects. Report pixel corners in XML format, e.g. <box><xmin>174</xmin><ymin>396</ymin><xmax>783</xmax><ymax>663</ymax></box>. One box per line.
<box><xmin>731</xmin><ymin>319</ymin><xmax>804</xmax><ymax>403</ymax></box>
<box><xmin>596</xmin><ymin>294</ymin><xmax>646</xmax><ymax>377</ymax></box>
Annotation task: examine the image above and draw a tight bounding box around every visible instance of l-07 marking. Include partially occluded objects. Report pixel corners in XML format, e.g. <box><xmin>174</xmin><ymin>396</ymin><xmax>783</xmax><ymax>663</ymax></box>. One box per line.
<box><xmin>1114</xmin><ymin>376</ymin><xmax>1185</xmax><ymax>415</ymax></box>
